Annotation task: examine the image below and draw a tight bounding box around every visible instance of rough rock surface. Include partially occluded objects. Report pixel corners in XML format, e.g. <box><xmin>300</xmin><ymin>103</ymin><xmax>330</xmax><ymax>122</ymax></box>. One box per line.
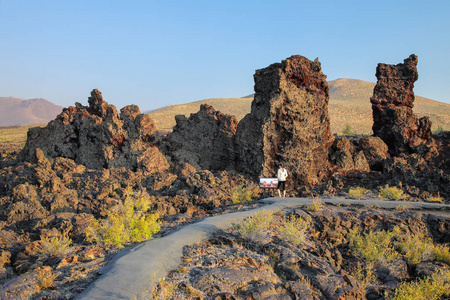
<box><xmin>19</xmin><ymin>89</ymin><xmax>169</xmax><ymax>173</ymax></box>
<box><xmin>371</xmin><ymin>54</ymin><xmax>433</xmax><ymax>156</ymax></box>
<box><xmin>0</xmin><ymin>146</ymin><xmax>260</xmax><ymax>299</ymax></box>
<box><xmin>358</xmin><ymin>136</ymin><xmax>389</xmax><ymax>171</ymax></box>
<box><xmin>162</xmin><ymin>104</ymin><xmax>238</xmax><ymax>171</ymax></box>
<box><xmin>235</xmin><ymin>55</ymin><xmax>334</xmax><ymax>187</ymax></box>
<box><xmin>329</xmin><ymin>136</ymin><xmax>370</xmax><ymax>172</ymax></box>
<box><xmin>155</xmin><ymin>206</ymin><xmax>450</xmax><ymax>300</ymax></box>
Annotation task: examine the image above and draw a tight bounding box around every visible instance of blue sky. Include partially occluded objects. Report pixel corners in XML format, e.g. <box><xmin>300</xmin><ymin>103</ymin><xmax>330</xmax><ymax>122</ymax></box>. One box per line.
<box><xmin>1</xmin><ymin>0</ymin><xmax>449</xmax><ymax>111</ymax></box>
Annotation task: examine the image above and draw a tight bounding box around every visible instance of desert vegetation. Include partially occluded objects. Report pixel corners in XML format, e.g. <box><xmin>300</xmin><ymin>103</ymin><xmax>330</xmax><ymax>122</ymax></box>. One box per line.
<box><xmin>1</xmin><ymin>55</ymin><xmax>449</xmax><ymax>299</ymax></box>
<box><xmin>150</xmin><ymin>207</ymin><xmax>450</xmax><ymax>299</ymax></box>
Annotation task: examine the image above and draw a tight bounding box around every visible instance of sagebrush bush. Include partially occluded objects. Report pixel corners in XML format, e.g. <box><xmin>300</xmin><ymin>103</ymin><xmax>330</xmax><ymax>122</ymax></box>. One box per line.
<box><xmin>433</xmin><ymin>244</ymin><xmax>450</xmax><ymax>265</ymax></box>
<box><xmin>395</xmin><ymin>231</ymin><xmax>434</xmax><ymax>265</ymax></box>
<box><xmin>427</xmin><ymin>193</ymin><xmax>444</xmax><ymax>203</ymax></box>
<box><xmin>387</xmin><ymin>269</ymin><xmax>450</xmax><ymax>300</ymax></box>
<box><xmin>348</xmin><ymin>187</ymin><xmax>370</xmax><ymax>200</ymax></box>
<box><xmin>36</xmin><ymin>267</ymin><xmax>58</xmax><ymax>290</ymax></box>
<box><xmin>379</xmin><ymin>185</ymin><xmax>405</xmax><ymax>200</ymax></box>
<box><xmin>352</xmin><ymin>262</ymin><xmax>376</xmax><ymax>289</ymax></box>
<box><xmin>348</xmin><ymin>227</ymin><xmax>399</xmax><ymax>265</ymax></box>
<box><xmin>277</xmin><ymin>216</ymin><xmax>310</xmax><ymax>246</ymax></box>
<box><xmin>150</xmin><ymin>277</ymin><xmax>178</xmax><ymax>300</ymax></box>
<box><xmin>231</xmin><ymin>185</ymin><xmax>252</xmax><ymax>204</ymax></box>
<box><xmin>86</xmin><ymin>196</ymin><xmax>161</xmax><ymax>248</ymax></box>
<box><xmin>233</xmin><ymin>210</ymin><xmax>274</xmax><ymax>244</ymax></box>
<box><xmin>307</xmin><ymin>197</ymin><xmax>323</xmax><ymax>212</ymax></box>
<box><xmin>395</xmin><ymin>204</ymin><xmax>409</xmax><ymax>211</ymax></box>
<box><xmin>39</xmin><ymin>233</ymin><xmax>72</xmax><ymax>258</ymax></box>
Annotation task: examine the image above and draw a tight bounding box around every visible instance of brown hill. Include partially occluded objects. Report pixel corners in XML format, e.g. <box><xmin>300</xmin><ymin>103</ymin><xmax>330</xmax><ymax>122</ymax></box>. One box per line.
<box><xmin>0</xmin><ymin>97</ymin><xmax>63</xmax><ymax>126</ymax></box>
<box><xmin>148</xmin><ymin>79</ymin><xmax>450</xmax><ymax>134</ymax></box>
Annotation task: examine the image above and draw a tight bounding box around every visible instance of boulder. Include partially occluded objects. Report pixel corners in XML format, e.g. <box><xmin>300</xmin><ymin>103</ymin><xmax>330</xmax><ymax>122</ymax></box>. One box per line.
<box><xmin>19</xmin><ymin>89</ymin><xmax>169</xmax><ymax>173</ymax></box>
<box><xmin>163</xmin><ymin>104</ymin><xmax>237</xmax><ymax>171</ymax></box>
<box><xmin>235</xmin><ymin>55</ymin><xmax>334</xmax><ymax>187</ymax></box>
<box><xmin>359</xmin><ymin>136</ymin><xmax>389</xmax><ymax>171</ymax></box>
<box><xmin>370</xmin><ymin>54</ymin><xmax>433</xmax><ymax>156</ymax></box>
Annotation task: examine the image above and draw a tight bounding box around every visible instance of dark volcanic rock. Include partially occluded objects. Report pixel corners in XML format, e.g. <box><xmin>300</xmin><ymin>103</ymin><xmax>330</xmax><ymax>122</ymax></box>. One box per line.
<box><xmin>329</xmin><ymin>137</ymin><xmax>370</xmax><ymax>172</ymax></box>
<box><xmin>371</xmin><ymin>54</ymin><xmax>433</xmax><ymax>156</ymax></box>
<box><xmin>19</xmin><ymin>89</ymin><xmax>169</xmax><ymax>173</ymax></box>
<box><xmin>235</xmin><ymin>55</ymin><xmax>334</xmax><ymax>187</ymax></box>
<box><xmin>162</xmin><ymin>104</ymin><xmax>238</xmax><ymax>171</ymax></box>
<box><xmin>359</xmin><ymin>136</ymin><xmax>389</xmax><ymax>171</ymax></box>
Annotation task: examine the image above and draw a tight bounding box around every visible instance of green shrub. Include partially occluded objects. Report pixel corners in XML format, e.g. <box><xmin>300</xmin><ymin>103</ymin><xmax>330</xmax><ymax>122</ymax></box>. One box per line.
<box><xmin>342</xmin><ymin>124</ymin><xmax>357</xmax><ymax>135</ymax></box>
<box><xmin>36</xmin><ymin>267</ymin><xmax>58</xmax><ymax>290</ymax></box>
<box><xmin>427</xmin><ymin>193</ymin><xmax>444</xmax><ymax>203</ymax></box>
<box><xmin>307</xmin><ymin>197</ymin><xmax>323</xmax><ymax>212</ymax></box>
<box><xmin>352</xmin><ymin>262</ymin><xmax>376</xmax><ymax>289</ymax></box>
<box><xmin>433</xmin><ymin>125</ymin><xmax>445</xmax><ymax>134</ymax></box>
<box><xmin>39</xmin><ymin>233</ymin><xmax>72</xmax><ymax>258</ymax></box>
<box><xmin>348</xmin><ymin>227</ymin><xmax>399</xmax><ymax>265</ymax></box>
<box><xmin>433</xmin><ymin>244</ymin><xmax>450</xmax><ymax>265</ymax></box>
<box><xmin>150</xmin><ymin>277</ymin><xmax>178</xmax><ymax>300</ymax></box>
<box><xmin>233</xmin><ymin>210</ymin><xmax>274</xmax><ymax>244</ymax></box>
<box><xmin>86</xmin><ymin>196</ymin><xmax>161</xmax><ymax>248</ymax></box>
<box><xmin>395</xmin><ymin>232</ymin><xmax>434</xmax><ymax>265</ymax></box>
<box><xmin>387</xmin><ymin>269</ymin><xmax>450</xmax><ymax>300</ymax></box>
<box><xmin>231</xmin><ymin>185</ymin><xmax>252</xmax><ymax>204</ymax></box>
<box><xmin>348</xmin><ymin>187</ymin><xmax>370</xmax><ymax>200</ymax></box>
<box><xmin>395</xmin><ymin>204</ymin><xmax>409</xmax><ymax>211</ymax></box>
<box><xmin>379</xmin><ymin>185</ymin><xmax>405</xmax><ymax>200</ymax></box>
<box><xmin>277</xmin><ymin>216</ymin><xmax>310</xmax><ymax>246</ymax></box>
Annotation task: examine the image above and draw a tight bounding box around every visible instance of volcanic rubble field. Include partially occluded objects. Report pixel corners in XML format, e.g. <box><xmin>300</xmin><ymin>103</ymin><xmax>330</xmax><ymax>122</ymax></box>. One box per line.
<box><xmin>0</xmin><ymin>54</ymin><xmax>449</xmax><ymax>299</ymax></box>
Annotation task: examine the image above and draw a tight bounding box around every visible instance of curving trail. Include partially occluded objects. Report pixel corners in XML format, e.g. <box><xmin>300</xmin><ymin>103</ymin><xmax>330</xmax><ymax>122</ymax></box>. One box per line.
<box><xmin>75</xmin><ymin>197</ymin><xmax>450</xmax><ymax>300</ymax></box>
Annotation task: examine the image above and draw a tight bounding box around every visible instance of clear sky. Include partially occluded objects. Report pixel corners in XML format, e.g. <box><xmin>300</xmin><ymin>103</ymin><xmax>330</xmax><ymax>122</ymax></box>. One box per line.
<box><xmin>1</xmin><ymin>0</ymin><xmax>449</xmax><ymax>111</ymax></box>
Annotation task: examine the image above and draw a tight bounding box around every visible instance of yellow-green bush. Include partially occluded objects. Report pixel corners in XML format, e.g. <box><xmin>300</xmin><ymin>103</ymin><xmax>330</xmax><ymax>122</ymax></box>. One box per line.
<box><xmin>233</xmin><ymin>210</ymin><xmax>274</xmax><ymax>244</ymax></box>
<box><xmin>379</xmin><ymin>185</ymin><xmax>405</xmax><ymax>200</ymax></box>
<box><xmin>307</xmin><ymin>197</ymin><xmax>323</xmax><ymax>212</ymax></box>
<box><xmin>277</xmin><ymin>216</ymin><xmax>310</xmax><ymax>246</ymax></box>
<box><xmin>39</xmin><ymin>233</ymin><xmax>72</xmax><ymax>258</ymax></box>
<box><xmin>387</xmin><ymin>269</ymin><xmax>450</xmax><ymax>300</ymax></box>
<box><xmin>352</xmin><ymin>263</ymin><xmax>376</xmax><ymax>289</ymax></box>
<box><xmin>350</xmin><ymin>227</ymin><xmax>450</xmax><ymax>268</ymax></box>
<box><xmin>150</xmin><ymin>277</ymin><xmax>178</xmax><ymax>300</ymax></box>
<box><xmin>427</xmin><ymin>193</ymin><xmax>444</xmax><ymax>203</ymax></box>
<box><xmin>348</xmin><ymin>227</ymin><xmax>399</xmax><ymax>265</ymax></box>
<box><xmin>433</xmin><ymin>244</ymin><xmax>450</xmax><ymax>265</ymax></box>
<box><xmin>395</xmin><ymin>232</ymin><xmax>434</xmax><ymax>265</ymax></box>
<box><xmin>36</xmin><ymin>267</ymin><xmax>58</xmax><ymax>290</ymax></box>
<box><xmin>348</xmin><ymin>187</ymin><xmax>370</xmax><ymax>200</ymax></box>
<box><xmin>231</xmin><ymin>185</ymin><xmax>252</xmax><ymax>204</ymax></box>
<box><xmin>86</xmin><ymin>196</ymin><xmax>160</xmax><ymax>248</ymax></box>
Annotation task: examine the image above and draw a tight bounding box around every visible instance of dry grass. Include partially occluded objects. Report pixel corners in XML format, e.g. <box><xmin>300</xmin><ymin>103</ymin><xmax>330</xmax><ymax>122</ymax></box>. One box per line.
<box><xmin>147</xmin><ymin>79</ymin><xmax>450</xmax><ymax>134</ymax></box>
<box><xmin>0</xmin><ymin>124</ymin><xmax>44</xmax><ymax>143</ymax></box>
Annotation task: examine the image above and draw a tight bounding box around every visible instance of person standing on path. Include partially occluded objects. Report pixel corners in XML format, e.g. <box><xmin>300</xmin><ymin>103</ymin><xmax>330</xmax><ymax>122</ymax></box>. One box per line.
<box><xmin>277</xmin><ymin>163</ymin><xmax>288</xmax><ymax>197</ymax></box>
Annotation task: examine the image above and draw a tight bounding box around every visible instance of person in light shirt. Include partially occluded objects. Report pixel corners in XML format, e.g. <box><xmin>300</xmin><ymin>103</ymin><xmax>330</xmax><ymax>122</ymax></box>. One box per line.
<box><xmin>277</xmin><ymin>163</ymin><xmax>288</xmax><ymax>197</ymax></box>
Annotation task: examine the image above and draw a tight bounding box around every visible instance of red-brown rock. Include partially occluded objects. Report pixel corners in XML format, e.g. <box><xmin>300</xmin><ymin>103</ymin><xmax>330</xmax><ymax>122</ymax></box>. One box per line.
<box><xmin>163</xmin><ymin>104</ymin><xmax>238</xmax><ymax>171</ymax></box>
<box><xmin>19</xmin><ymin>89</ymin><xmax>169</xmax><ymax>173</ymax></box>
<box><xmin>235</xmin><ymin>55</ymin><xmax>334</xmax><ymax>187</ymax></box>
<box><xmin>371</xmin><ymin>55</ymin><xmax>432</xmax><ymax>156</ymax></box>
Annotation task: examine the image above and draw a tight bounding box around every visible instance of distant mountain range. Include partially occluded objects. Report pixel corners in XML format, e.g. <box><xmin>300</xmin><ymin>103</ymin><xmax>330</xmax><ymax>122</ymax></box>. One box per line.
<box><xmin>0</xmin><ymin>97</ymin><xmax>63</xmax><ymax>127</ymax></box>
<box><xmin>148</xmin><ymin>78</ymin><xmax>450</xmax><ymax>135</ymax></box>
<box><xmin>2</xmin><ymin>78</ymin><xmax>449</xmax><ymax>134</ymax></box>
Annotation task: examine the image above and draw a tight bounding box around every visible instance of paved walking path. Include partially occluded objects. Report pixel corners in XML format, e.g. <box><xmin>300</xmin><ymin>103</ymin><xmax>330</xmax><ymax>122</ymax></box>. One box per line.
<box><xmin>76</xmin><ymin>197</ymin><xmax>450</xmax><ymax>300</ymax></box>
